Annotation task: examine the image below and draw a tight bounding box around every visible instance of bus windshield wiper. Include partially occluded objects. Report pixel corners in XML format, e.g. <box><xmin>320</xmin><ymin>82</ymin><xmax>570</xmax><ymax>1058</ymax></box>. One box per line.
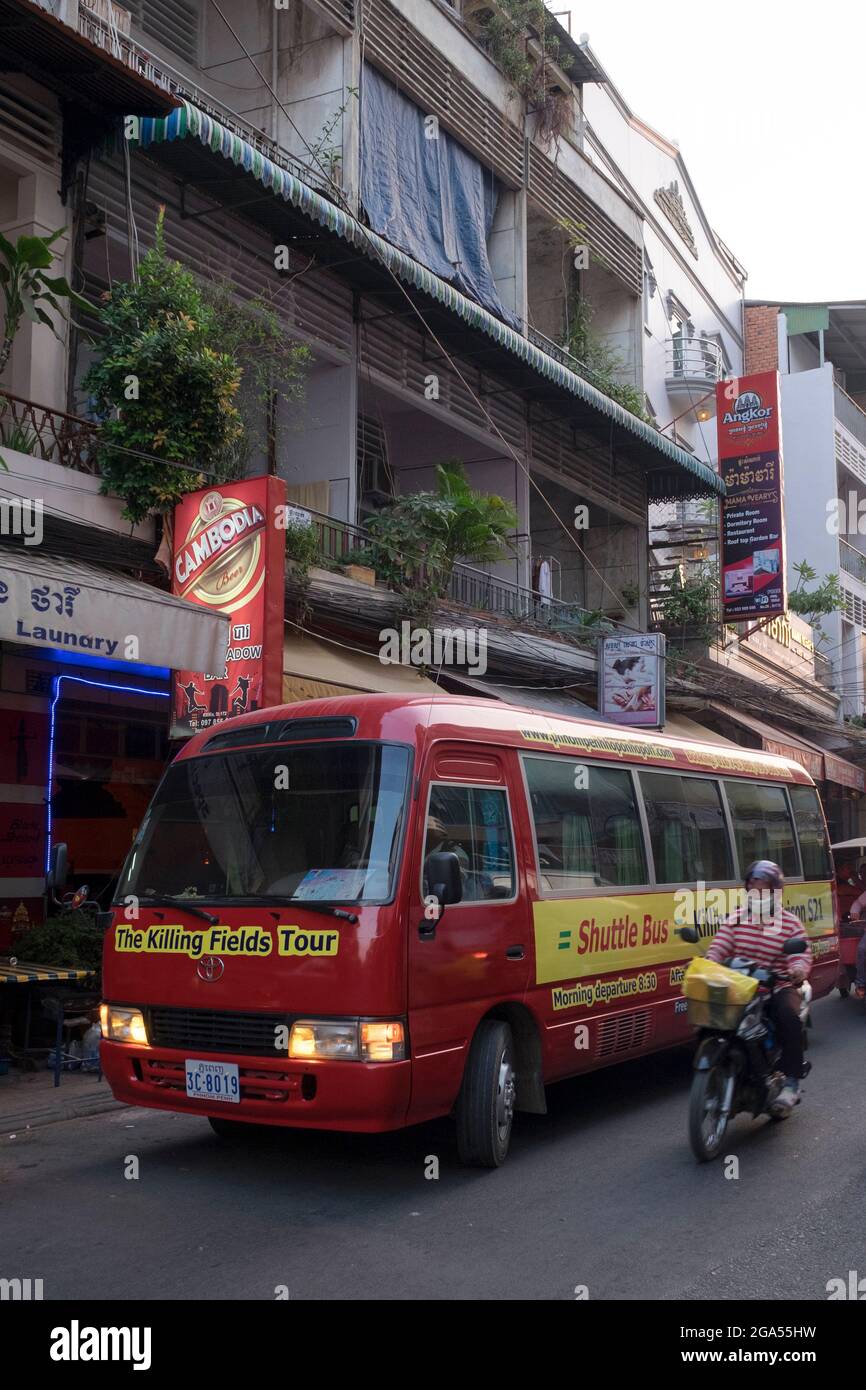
<box><xmin>282</xmin><ymin>898</ymin><xmax>359</xmax><ymax>923</ymax></box>
<box><xmin>139</xmin><ymin>895</ymin><xmax>220</xmax><ymax>925</ymax></box>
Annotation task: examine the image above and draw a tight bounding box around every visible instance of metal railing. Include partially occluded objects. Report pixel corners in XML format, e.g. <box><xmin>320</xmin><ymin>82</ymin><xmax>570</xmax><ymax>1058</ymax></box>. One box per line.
<box><xmin>664</xmin><ymin>337</ymin><xmax>724</xmax><ymax>385</ymax></box>
<box><xmin>303</xmin><ymin>506</ymin><xmax>622</xmax><ymax>634</ymax></box>
<box><xmin>840</xmin><ymin>537</ymin><xmax>866</xmax><ymax>586</ymax></box>
<box><xmin>0</xmin><ymin>390</ymin><xmax>99</xmax><ymax>474</ymax></box>
<box><xmin>77</xmin><ymin>3</ymin><xmax>339</xmax><ymax>198</ymax></box>
<box><xmin>834</xmin><ymin>382</ymin><xmax>866</xmax><ymax>454</ymax></box>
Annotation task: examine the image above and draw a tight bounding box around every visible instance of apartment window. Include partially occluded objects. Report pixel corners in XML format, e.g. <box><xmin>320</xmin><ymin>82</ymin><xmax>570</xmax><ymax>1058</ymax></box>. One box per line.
<box><xmin>524</xmin><ymin>756</ymin><xmax>647</xmax><ymax>891</ymax></box>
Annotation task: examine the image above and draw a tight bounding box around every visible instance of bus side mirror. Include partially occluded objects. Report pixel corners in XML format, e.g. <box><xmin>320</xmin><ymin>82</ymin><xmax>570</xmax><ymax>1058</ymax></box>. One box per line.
<box><xmin>46</xmin><ymin>842</ymin><xmax>68</xmax><ymax>893</ymax></box>
<box><xmin>424</xmin><ymin>851</ymin><xmax>463</xmax><ymax>909</ymax></box>
<box><xmin>676</xmin><ymin>927</ymin><xmax>700</xmax><ymax>944</ymax></box>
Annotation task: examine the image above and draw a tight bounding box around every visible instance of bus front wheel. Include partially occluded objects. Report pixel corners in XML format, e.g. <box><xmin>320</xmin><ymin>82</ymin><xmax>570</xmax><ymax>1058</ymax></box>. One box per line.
<box><xmin>456</xmin><ymin>1019</ymin><xmax>516</xmax><ymax>1168</ymax></box>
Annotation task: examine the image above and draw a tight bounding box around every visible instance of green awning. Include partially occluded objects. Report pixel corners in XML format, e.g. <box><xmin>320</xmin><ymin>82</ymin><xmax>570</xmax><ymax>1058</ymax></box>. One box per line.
<box><xmin>137</xmin><ymin>101</ymin><xmax>723</xmax><ymax>500</ymax></box>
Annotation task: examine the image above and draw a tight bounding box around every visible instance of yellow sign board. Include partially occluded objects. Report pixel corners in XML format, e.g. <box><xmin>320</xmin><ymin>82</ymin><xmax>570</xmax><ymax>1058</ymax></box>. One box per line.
<box><xmin>533</xmin><ymin>882</ymin><xmax>833</xmax><ymax>985</ymax></box>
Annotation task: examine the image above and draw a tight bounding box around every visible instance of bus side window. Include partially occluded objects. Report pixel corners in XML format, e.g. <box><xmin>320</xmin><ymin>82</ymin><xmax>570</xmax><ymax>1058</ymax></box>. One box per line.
<box><xmin>523</xmin><ymin>756</ymin><xmax>647</xmax><ymax>891</ymax></box>
<box><xmin>639</xmin><ymin>772</ymin><xmax>733</xmax><ymax>884</ymax></box>
<box><xmin>788</xmin><ymin>785</ymin><xmax>832</xmax><ymax>879</ymax></box>
<box><xmin>723</xmin><ymin>780</ymin><xmax>799</xmax><ymax>877</ymax></box>
<box><xmin>424</xmin><ymin>784</ymin><xmax>515</xmax><ymax>902</ymax></box>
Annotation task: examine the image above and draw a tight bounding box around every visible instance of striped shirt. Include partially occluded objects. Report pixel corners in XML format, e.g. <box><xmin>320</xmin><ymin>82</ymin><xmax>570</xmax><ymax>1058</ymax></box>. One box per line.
<box><xmin>706</xmin><ymin>907</ymin><xmax>812</xmax><ymax>992</ymax></box>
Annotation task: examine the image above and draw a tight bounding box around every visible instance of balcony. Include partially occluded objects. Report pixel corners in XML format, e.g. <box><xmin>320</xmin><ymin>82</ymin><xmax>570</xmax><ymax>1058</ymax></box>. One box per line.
<box><xmin>76</xmin><ymin>2</ymin><xmax>338</xmax><ymax>198</ymax></box>
<box><xmin>0</xmin><ymin>389</ymin><xmax>99</xmax><ymax>473</ymax></box>
<box><xmin>664</xmin><ymin>337</ymin><xmax>723</xmax><ymax>420</ymax></box>
<box><xmin>840</xmin><ymin>538</ymin><xmax>866</xmax><ymax>587</ymax></box>
<box><xmin>308</xmin><ymin>508</ymin><xmax>623</xmax><ymax>639</ymax></box>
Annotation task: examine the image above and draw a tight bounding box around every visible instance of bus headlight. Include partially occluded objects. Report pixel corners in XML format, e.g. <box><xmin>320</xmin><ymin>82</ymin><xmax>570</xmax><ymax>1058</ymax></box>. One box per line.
<box><xmin>100</xmin><ymin>1004</ymin><xmax>148</xmax><ymax>1045</ymax></box>
<box><xmin>288</xmin><ymin>1019</ymin><xmax>406</xmax><ymax>1062</ymax></box>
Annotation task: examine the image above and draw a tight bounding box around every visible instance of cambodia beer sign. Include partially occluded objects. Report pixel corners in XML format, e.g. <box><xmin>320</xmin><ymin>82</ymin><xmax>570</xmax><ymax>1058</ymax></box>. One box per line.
<box><xmin>716</xmin><ymin>369</ymin><xmax>786</xmax><ymax>622</ymax></box>
<box><xmin>171</xmin><ymin>477</ymin><xmax>286</xmax><ymax>736</ymax></box>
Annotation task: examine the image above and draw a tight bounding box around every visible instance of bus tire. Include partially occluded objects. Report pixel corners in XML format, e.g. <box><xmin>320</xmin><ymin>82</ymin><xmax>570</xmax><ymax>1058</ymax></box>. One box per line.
<box><xmin>456</xmin><ymin>1019</ymin><xmax>516</xmax><ymax>1168</ymax></box>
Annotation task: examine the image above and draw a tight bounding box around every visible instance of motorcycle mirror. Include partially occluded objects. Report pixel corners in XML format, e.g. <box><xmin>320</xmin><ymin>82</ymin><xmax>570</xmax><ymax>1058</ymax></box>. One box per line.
<box><xmin>676</xmin><ymin>927</ymin><xmax>700</xmax><ymax>944</ymax></box>
<box><xmin>783</xmin><ymin>937</ymin><xmax>808</xmax><ymax>955</ymax></box>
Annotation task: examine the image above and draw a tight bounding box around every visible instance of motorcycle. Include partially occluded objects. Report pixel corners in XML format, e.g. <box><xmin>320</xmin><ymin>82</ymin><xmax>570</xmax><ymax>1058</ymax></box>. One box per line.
<box><xmin>679</xmin><ymin>928</ymin><xmax>812</xmax><ymax>1162</ymax></box>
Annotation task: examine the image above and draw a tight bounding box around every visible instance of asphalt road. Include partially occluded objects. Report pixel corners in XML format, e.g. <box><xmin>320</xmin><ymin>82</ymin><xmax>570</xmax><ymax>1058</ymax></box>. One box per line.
<box><xmin>2</xmin><ymin>993</ymin><xmax>865</xmax><ymax>1301</ymax></box>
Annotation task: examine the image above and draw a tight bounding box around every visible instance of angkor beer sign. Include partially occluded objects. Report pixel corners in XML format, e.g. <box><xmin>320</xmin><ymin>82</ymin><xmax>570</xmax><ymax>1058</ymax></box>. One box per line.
<box><xmin>716</xmin><ymin>369</ymin><xmax>786</xmax><ymax>623</ymax></box>
<box><xmin>171</xmin><ymin>476</ymin><xmax>286</xmax><ymax>736</ymax></box>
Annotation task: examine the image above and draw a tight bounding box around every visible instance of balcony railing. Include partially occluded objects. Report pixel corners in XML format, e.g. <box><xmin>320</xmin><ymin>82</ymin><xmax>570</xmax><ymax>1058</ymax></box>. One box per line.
<box><xmin>834</xmin><ymin>382</ymin><xmax>866</xmax><ymax>455</ymax></box>
<box><xmin>77</xmin><ymin>3</ymin><xmax>338</xmax><ymax>198</ymax></box>
<box><xmin>664</xmin><ymin>337</ymin><xmax>724</xmax><ymax>389</ymax></box>
<box><xmin>304</xmin><ymin>507</ymin><xmax>622</xmax><ymax>636</ymax></box>
<box><xmin>840</xmin><ymin>538</ymin><xmax>866</xmax><ymax>586</ymax></box>
<box><xmin>0</xmin><ymin>390</ymin><xmax>99</xmax><ymax>474</ymax></box>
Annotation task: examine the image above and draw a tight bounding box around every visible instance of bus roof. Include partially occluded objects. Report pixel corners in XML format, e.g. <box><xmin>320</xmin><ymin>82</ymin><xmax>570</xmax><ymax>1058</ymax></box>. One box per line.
<box><xmin>177</xmin><ymin>692</ymin><xmax>815</xmax><ymax>785</ymax></box>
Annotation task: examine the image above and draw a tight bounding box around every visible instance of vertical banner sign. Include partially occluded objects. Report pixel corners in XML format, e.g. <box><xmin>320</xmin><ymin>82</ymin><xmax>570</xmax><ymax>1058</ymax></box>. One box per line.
<box><xmin>171</xmin><ymin>476</ymin><xmax>286</xmax><ymax>737</ymax></box>
<box><xmin>716</xmin><ymin>370</ymin><xmax>786</xmax><ymax>622</ymax></box>
<box><xmin>599</xmin><ymin>634</ymin><xmax>666</xmax><ymax>729</ymax></box>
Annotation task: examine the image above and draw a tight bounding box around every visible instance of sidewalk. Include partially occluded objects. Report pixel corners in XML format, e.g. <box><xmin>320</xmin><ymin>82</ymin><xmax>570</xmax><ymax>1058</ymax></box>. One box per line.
<box><xmin>0</xmin><ymin>1066</ymin><xmax>124</xmax><ymax>1133</ymax></box>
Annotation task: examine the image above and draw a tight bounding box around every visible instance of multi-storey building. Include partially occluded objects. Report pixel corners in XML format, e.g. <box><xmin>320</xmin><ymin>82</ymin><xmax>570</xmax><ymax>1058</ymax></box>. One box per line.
<box><xmin>744</xmin><ymin>300</ymin><xmax>866</xmax><ymax>724</ymax></box>
<box><xmin>8</xmin><ymin>0</ymin><xmax>856</xmax><ymax>931</ymax></box>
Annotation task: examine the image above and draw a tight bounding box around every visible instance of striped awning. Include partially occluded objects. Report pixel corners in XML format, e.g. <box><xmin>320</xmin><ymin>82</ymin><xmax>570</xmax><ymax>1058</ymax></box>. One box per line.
<box><xmin>0</xmin><ymin>959</ymin><xmax>92</xmax><ymax>984</ymax></box>
<box><xmin>136</xmin><ymin>101</ymin><xmax>724</xmax><ymax>500</ymax></box>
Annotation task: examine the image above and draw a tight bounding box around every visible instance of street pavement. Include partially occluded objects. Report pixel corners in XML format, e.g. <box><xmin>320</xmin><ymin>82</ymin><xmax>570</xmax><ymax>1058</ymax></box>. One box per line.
<box><xmin>2</xmin><ymin>992</ymin><xmax>865</xmax><ymax>1301</ymax></box>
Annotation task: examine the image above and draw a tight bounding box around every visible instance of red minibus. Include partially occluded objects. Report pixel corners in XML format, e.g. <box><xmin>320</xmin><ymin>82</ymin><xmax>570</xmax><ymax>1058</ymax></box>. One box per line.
<box><xmin>100</xmin><ymin>694</ymin><xmax>838</xmax><ymax>1166</ymax></box>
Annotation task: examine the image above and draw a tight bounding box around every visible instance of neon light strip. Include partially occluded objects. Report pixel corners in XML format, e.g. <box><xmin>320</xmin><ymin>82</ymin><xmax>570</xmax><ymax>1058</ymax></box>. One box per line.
<box><xmin>45</xmin><ymin>675</ymin><xmax>170</xmax><ymax>876</ymax></box>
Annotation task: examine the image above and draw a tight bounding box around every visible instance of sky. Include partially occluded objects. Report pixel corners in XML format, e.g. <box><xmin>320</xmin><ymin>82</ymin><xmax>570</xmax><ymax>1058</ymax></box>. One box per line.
<box><xmin>560</xmin><ymin>1</ymin><xmax>865</xmax><ymax>302</ymax></box>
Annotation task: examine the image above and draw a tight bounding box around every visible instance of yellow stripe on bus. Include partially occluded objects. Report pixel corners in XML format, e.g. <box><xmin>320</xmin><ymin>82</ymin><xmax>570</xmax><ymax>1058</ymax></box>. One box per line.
<box><xmin>533</xmin><ymin>882</ymin><xmax>834</xmax><ymax>985</ymax></box>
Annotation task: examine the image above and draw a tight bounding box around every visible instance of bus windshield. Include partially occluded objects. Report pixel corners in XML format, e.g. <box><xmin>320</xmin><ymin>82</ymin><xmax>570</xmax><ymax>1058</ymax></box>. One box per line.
<box><xmin>117</xmin><ymin>741</ymin><xmax>411</xmax><ymax>906</ymax></box>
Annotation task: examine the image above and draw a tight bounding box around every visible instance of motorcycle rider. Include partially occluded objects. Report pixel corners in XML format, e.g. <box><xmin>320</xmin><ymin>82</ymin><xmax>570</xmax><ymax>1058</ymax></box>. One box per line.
<box><xmin>705</xmin><ymin>860</ymin><xmax>812</xmax><ymax>1114</ymax></box>
<box><xmin>844</xmin><ymin>866</ymin><xmax>866</xmax><ymax>1000</ymax></box>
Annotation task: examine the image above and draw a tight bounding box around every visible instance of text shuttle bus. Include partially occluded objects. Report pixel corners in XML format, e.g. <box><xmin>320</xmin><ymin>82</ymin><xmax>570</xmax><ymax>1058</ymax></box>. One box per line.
<box><xmin>100</xmin><ymin>694</ymin><xmax>838</xmax><ymax>1166</ymax></box>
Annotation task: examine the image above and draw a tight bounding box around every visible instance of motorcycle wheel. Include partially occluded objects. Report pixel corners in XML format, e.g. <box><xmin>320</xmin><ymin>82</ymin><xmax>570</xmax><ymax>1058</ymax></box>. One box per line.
<box><xmin>688</xmin><ymin>1065</ymin><xmax>730</xmax><ymax>1162</ymax></box>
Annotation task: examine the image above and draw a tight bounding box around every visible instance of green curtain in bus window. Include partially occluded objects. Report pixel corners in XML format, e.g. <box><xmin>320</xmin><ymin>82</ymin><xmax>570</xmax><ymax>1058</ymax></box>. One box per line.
<box><xmin>563</xmin><ymin>813</ymin><xmax>593</xmax><ymax>875</ymax></box>
<box><xmin>611</xmin><ymin>814</ymin><xmax>644</xmax><ymax>885</ymax></box>
<box><xmin>661</xmin><ymin>819</ymin><xmax>688</xmax><ymax>883</ymax></box>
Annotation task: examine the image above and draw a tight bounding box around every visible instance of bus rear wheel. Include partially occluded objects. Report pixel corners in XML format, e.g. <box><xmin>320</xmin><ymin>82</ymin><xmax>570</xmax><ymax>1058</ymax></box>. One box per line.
<box><xmin>456</xmin><ymin>1020</ymin><xmax>516</xmax><ymax>1168</ymax></box>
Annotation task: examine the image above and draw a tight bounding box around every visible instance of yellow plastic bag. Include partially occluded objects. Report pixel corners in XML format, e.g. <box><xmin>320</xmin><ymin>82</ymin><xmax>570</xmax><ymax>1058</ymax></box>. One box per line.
<box><xmin>683</xmin><ymin>955</ymin><xmax>759</xmax><ymax>1004</ymax></box>
<box><xmin>683</xmin><ymin>956</ymin><xmax>758</xmax><ymax>1030</ymax></box>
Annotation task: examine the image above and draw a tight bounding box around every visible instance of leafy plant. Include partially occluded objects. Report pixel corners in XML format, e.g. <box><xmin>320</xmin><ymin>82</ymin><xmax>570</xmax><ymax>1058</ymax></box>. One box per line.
<box><xmin>654</xmin><ymin>564</ymin><xmax>720</xmax><ymax>645</ymax></box>
<box><xmin>82</xmin><ymin>210</ymin><xmax>244</xmax><ymax>523</ymax></box>
<box><xmin>787</xmin><ymin>560</ymin><xmax>842</xmax><ymax>636</ymax></box>
<box><xmin>306</xmin><ymin>87</ymin><xmax>358</xmax><ymax>186</ymax></box>
<box><xmin>560</xmin><ymin>272</ymin><xmax>648</xmax><ymax>421</ymax></box>
<box><xmin>355</xmin><ymin>461</ymin><xmax>517</xmax><ymax>622</ymax></box>
<box><xmin>471</xmin><ymin>0</ymin><xmax>573</xmax><ymax>114</ymax></box>
<box><xmin>0</xmin><ymin>228</ymin><xmax>90</xmax><ymax>379</ymax></box>
<box><xmin>199</xmin><ymin>277</ymin><xmax>310</xmax><ymax>474</ymax></box>
<box><xmin>0</xmin><ymin>421</ymin><xmax>38</xmax><ymax>455</ymax></box>
<box><xmin>16</xmin><ymin>911</ymin><xmax>103</xmax><ymax>974</ymax></box>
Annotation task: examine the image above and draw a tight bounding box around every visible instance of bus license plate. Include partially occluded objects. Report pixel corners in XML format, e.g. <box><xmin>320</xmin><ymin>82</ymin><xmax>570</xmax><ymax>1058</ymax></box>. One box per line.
<box><xmin>185</xmin><ymin>1059</ymin><xmax>240</xmax><ymax>1105</ymax></box>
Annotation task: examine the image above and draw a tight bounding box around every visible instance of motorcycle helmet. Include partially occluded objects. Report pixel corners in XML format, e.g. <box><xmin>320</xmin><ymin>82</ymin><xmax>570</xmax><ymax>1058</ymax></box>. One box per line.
<box><xmin>744</xmin><ymin>859</ymin><xmax>784</xmax><ymax>890</ymax></box>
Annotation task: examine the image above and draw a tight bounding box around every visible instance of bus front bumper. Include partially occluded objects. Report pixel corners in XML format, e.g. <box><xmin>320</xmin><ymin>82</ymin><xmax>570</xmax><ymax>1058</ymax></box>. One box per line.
<box><xmin>101</xmin><ymin>1040</ymin><xmax>412</xmax><ymax>1132</ymax></box>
